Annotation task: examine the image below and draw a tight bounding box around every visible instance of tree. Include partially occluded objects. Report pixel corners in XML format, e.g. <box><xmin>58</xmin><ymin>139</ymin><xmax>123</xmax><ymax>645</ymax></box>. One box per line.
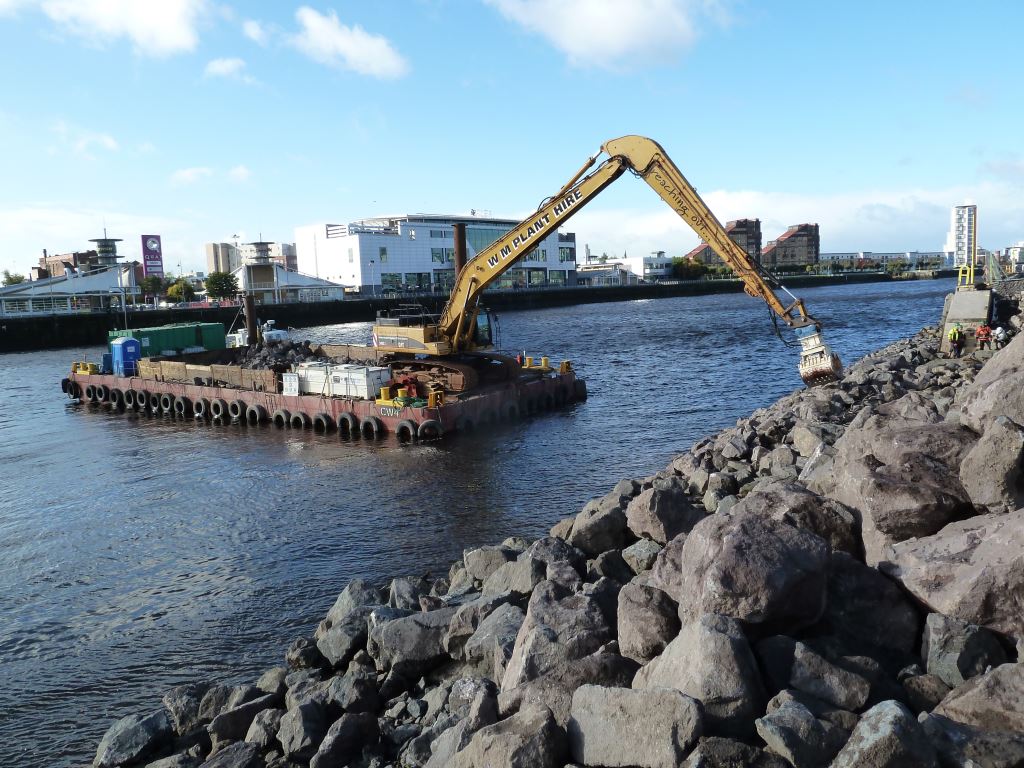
<box><xmin>140</xmin><ymin>275</ymin><xmax>165</xmax><ymax>298</ymax></box>
<box><xmin>205</xmin><ymin>271</ymin><xmax>239</xmax><ymax>299</ymax></box>
<box><xmin>166</xmin><ymin>279</ymin><xmax>196</xmax><ymax>302</ymax></box>
<box><xmin>671</xmin><ymin>258</ymin><xmax>707</xmax><ymax>280</ymax></box>
<box><xmin>2</xmin><ymin>269</ymin><xmax>25</xmax><ymax>286</ymax></box>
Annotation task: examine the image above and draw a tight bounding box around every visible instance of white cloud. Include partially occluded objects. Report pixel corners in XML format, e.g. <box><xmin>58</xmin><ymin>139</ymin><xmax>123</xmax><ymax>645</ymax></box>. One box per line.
<box><xmin>291</xmin><ymin>6</ymin><xmax>408</xmax><ymax>79</ymax></box>
<box><xmin>33</xmin><ymin>0</ymin><xmax>207</xmax><ymax>56</ymax></box>
<box><xmin>484</xmin><ymin>0</ymin><xmax>727</xmax><ymax>68</ymax></box>
<box><xmin>203</xmin><ymin>56</ymin><xmax>253</xmax><ymax>82</ymax></box>
<box><xmin>242</xmin><ymin>18</ymin><xmax>267</xmax><ymax>45</ymax></box>
<box><xmin>228</xmin><ymin>164</ymin><xmax>251</xmax><ymax>182</ymax></box>
<box><xmin>170</xmin><ymin>166</ymin><xmax>213</xmax><ymax>185</ymax></box>
<box><xmin>565</xmin><ymin>180</ymin><xmax>1024</xmax><ymax>258</ymax></box>
<box><xmin>50</xmin><ymin>120</ymin><xmax>118</xmax><ymax>158</ymax></box>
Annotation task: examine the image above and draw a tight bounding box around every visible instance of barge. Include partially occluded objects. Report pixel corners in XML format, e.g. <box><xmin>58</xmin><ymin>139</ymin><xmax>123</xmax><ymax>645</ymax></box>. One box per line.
<box><xmin>61</xmin><ymin>338</ymin><xmax>586</xmax><ymax>441</ymax></box>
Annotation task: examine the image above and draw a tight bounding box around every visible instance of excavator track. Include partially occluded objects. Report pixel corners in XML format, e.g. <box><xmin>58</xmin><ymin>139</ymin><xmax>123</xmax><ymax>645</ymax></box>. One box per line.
<box><xmin>385</xmin><ymin>352</ymin><xmax>521</xmax><ymax>395</ymax></box>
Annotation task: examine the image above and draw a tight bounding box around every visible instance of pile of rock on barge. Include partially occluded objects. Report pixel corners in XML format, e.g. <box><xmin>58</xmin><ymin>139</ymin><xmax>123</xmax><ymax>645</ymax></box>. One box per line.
<box><xmin>61</xmin><ymin>338</ymin><xmax>587</xmax><ymax>441</ymax></box>
<box><xmin>89</xmin><ymin>315</ymin><xmax>1024</xmax><ymax>768</ymax></box>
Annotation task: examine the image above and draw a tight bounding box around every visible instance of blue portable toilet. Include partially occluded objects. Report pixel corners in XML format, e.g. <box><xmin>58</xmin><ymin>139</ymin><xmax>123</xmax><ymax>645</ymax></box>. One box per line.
<box><xmin>111</xmin><ymin>337</ymin><xmax>142</xmax><ymax>377</ymax></box>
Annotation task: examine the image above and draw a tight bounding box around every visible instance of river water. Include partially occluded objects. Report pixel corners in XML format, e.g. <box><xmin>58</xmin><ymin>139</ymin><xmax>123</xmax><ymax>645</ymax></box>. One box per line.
<box><xmin>0</xmin><ymin>279</ymin><xmax>952</xmax><ymax>767</ymax></box>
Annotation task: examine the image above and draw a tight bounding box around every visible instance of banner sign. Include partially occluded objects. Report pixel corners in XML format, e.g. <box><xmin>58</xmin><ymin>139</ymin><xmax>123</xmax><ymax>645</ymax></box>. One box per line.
<box><xmin>141</xmin><ymin>235</ymin><xmax>164</xmax><ymax>277</ymax></box>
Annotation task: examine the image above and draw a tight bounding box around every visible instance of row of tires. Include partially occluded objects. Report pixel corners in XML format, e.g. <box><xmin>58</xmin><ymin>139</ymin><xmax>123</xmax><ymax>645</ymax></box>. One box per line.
<box><xmin>64</xmin><ymin>379</ymin><xmax>442</xmax><ymax>441</ymax></box>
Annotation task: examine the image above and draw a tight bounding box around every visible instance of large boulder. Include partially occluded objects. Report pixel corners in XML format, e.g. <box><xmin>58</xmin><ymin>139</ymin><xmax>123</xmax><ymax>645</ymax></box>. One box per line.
<box><xmin>162</xmin><ymin>683</ymin><xmax>211</xmax><ymax>736</ymax></box>
<box><xmin>920</xmin><ymin>712</ymin><xmax>1024</xmax><ymax>768</ymax></box>
<box><xmin>448</xmin><ymin>704</ymin><xmax>568</xmax><ymax>768</ymax></box>
<box><xmin>463</xmin><ymin>602</ymin><xmax>526</xmax><ymax>682</ymax></box>
<box><xmin>640</xmin><ymin>532</ymin><xmax>687</xmax><ymax>597</ymax></box>
<box><xmin>956</xmin><ymin>330</ymin><xmax>1024</xmax><ymax>433</ymax></box>
<box><xmin>482</xmin><ymin>556</ymin><xmax>547</xmax><ymax>597</ymax></box>
<box><xmin>366</xmin><ymin>605</ymin><xmax>458</xmax><ymax>677</ymax></box>
<box><xmin>625</xmin><ymin>484</ymin><xmax>705</xmax><ymax>545</ymax></box>
<box><xmin>308</xmin><ymin>712</ymin><xmax>378</xmax><ymax>768</ymax></box>
<box><xmin>830</xmin><ymin>700</ymin><xmax>938</xmax><ymax>767</ymax></box>
<box><xmin>464</xmin><ymin>545</ymin><xmax>519</xmax><ymax>582</ymax></box>
<box><xmin>197</xmin><ymin>741</ymin><xmax>263</xmax><ymax>768</ymax></box>
<box><xmin>754</xmin><ymin>700</ymin><xmax>845</xmax><ymax>768</ymax></box>
<box><xmin>788</xmin><ymin>642</ymin><xmax>870</xmax><ymax>711</ymax></box>
<box><xmin>617</xmin><ymin>580</ymin><xmax>680</xmax><ymax>664</ymax></box>
<box><xmin>958</xmin><ymin>416</ymin><xmax>1024</xmax><ymax>513</ymax></box>
<box><xmin>94</xmin><ymin>710</ymin><xmax>173</xmax><ymax>768</ymax></box>
<box><xmin>922</xmin><ymin>612</ymin><xmax>1008</xmax><ymax>688</ymax></box>
<box><xmin>882</xmin><ymin>510</ymin><xmax>1024</xmax><ymax>639</ymax></box>
<box><xmin>568</xmin><ymin>685</ymin><xmax>703</xmax><ymax>768</ymax></box>
<box><xmin>933</xmin><ymin>663</ymin><xmax>1024</xmax><ymax>732</ymax></box>
<box><xmin>632</xmin><ymin>614</ymin><xmax>765</xmax><ymax>737</ymax></box>
<box><xmin>675</xmin><ymin>510</ymin><xmax>830</xmax><ymax>630</ymax></box>
<box><xmin>443</xmin><ymin>593</ymin><xmax>516</xmax><ymax>659</ymax></box>
<box><xmin>207</xmin><ymin>694</ymin><xmax>278</xmax><ymax>753</ymax></box>
<box><xmin>316</xmin><ymin>607</ymin><xmax>371</xmax><ymax>669</ymax></box>
<box><xmin>806</xmin><ymin>551</ymin><xmax>920</xmax><ymax>655</ymax></box>
<box><xmin>731</xmin><ymin>481</ymin><xmax>859</xmax><ymax>555</ymax></box>
<box><xmin>276</xmin><ymin>701</ymin><xmax>327</xmax><ymax>762</ymax></box>
<box><xmin>501</xmin><ymin>581</ymin><xmax>612</xmax><ymax>691</ymax></box>
<box><xmin>827</xmin><ymin>451</ymin><xmax>973</xmax><ymax>566</ymax></box>
<box><xmin>323</xmin><ymin>578</ymin><xmax>383</xmax><ymax>628</ymax></box>
<box><xmin>682</xmin><ymin>736</ymin><xmax>789</xmax><ymax>767</ymax></box>
<box><xmin>497</xmin><ymin>647</ymin><xmax>637</xmax><ymax>727</ymax></box>
<box><xmin>569</xmin><ymin>499</ymin><xmax>629</xmax><ymax>555</ymax></box>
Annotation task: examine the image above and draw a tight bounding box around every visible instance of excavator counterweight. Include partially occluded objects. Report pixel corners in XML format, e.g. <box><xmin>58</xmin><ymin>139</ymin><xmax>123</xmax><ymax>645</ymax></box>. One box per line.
<box><xmin>371</xmin><ymin>135</ymin><xmax>842</xmax><ymax>386</ymax></box>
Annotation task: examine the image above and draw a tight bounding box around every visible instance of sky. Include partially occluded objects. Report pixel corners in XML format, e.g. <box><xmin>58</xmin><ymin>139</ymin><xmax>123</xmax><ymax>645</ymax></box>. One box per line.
<box><xmin>1</xmin><ymin>0</ymin><xmax>1022</xmax><ymax>275</ymax></box>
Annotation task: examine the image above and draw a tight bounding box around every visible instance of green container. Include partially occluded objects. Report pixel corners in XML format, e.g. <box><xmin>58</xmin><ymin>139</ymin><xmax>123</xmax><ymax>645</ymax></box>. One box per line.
<box><xmin>109</xmin><ymin>323</ymin><xmax>227</xmax><ymax>356</ymax></box>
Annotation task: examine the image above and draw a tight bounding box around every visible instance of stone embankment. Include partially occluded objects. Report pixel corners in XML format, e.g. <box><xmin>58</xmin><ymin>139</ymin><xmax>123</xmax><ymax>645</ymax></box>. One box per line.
<box><xmin>90</xmin><ymin>316</ymin><xmax>1024</xmax><ymax>768</ymax></box>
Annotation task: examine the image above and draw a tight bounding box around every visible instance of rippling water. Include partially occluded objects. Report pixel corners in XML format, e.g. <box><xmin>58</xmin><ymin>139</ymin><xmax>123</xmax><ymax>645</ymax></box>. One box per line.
<box><xmin>0</xmin><ymin>279</ymin><xmax>952</xmax><ymax>766</ymax></box>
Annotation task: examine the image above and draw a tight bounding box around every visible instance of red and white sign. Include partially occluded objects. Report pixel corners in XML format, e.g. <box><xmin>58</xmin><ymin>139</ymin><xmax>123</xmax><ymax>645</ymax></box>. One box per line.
<box><xmin>141</xmin><ymin>235</ymin><xmax>164</xmax><ymax>277</ymax></box>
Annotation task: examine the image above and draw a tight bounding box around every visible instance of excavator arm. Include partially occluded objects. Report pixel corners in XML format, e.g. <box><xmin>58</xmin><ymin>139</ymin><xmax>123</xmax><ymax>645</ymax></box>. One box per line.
<box><xmin>433</xmin><ymin>135</ymin><xmax>842</xmax><ymax>383</ymax></box>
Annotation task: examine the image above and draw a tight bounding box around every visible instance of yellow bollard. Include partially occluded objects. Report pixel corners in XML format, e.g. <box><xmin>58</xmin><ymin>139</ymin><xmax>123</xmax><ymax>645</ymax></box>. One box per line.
<box><xmin>540</xmin><ymin>356</ymin><xmax>550</xmax><ymax>369</ymax></box>
<box><xmin>525</xmin><ymin>356</ymin><xmax>534</xmax><ymax>368</ymax></box>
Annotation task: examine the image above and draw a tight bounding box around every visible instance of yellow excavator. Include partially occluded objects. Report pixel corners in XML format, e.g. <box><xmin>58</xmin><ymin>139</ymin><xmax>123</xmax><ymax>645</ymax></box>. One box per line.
<box><xmin>372</xmin><ymin>135</ymin><xmax>842</xmax><ymax>386</ymax></box>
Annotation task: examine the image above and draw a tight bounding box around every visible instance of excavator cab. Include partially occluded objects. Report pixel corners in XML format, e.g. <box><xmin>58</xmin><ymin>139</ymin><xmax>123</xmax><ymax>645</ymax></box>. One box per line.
<box><xmin>473</xmin><ymin>309</ymin><xmax>495</xmax><ymax>350</ymax></box>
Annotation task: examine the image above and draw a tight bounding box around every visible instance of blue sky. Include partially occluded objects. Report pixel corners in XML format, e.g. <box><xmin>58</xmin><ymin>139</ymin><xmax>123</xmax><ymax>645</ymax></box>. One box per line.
<box><xmin>1</xmin><ymin>0</ymin><xmax>1022</xmax><ymax>275</ymax></box>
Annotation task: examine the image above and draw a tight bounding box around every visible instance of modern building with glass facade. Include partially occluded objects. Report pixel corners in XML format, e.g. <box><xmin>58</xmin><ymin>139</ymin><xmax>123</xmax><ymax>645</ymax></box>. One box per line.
<box><xmin>295</xmin><ymin>214</ymin><xmax>577</xmax><ymax>294</ymax></box>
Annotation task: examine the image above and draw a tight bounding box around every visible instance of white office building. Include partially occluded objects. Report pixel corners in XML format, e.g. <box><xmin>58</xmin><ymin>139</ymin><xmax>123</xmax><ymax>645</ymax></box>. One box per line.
<box><xmin>295</xmin><ymin>214</ymin><xmax>577</xmax><ymax>294</ymax></box>
<box><xmin>943</xmin><ymin>204</ymin><xmax>978</xmax><ymax>267</ymax></box>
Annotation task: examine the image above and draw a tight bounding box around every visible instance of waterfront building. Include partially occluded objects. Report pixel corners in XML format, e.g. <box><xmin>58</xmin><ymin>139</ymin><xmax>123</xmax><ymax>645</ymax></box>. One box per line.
<box><xmin>617</xmin><ymin>252</ymin><xmax>674</xmax><ymax>282</ymax></box>
<box><xmin>1006</xmin><ymin>242</ymin><xmax>1024</xmax><ymax>273</ymax></box>
<box><xmin>943</xmin><ymin>204</ymin><xmax>978</xmax><ymax>267</ymax></box>
<box><xmin>0</xmin><ymin>264</ymin><xmax>139</xmax><ymax>317</ymax></box>
<box><xmin>819</xmin><ymin>251</ymin><xmax>948</xmax><ymax>269</ymax></box>
<box><xmin>684</xmin><ymin>219</ymin><xmax>762</xmax><ymax>266</ymax></box>
<box><xmin>761</xmin><ymin>224</ymin><xmax>819</xmax><ymax>269</ymax></box>
<box><xmin>206</xmin><ymin>241</ymin><xmax>296</xmax><ymax>274</ymax></box>
<box><xmin>575</xmin><ymin>264</ymin><xmax>640</xmax><ymax>286</ymax></box>
<box><xmin>295</xmin><ymin>214</ymin><xmax>576</xmax><ymax>293</ymax></box>
<box><xmin>231</xmin><ymin>241</ymin><xmax>344</xmax><ymax>304</ymax></box>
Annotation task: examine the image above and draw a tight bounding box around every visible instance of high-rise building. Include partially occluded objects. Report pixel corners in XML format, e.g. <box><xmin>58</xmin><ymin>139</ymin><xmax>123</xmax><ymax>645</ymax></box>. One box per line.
<box><xmin>684</xmin><ymin>219</ymin><xmax>762</xmax><ymax>265</ymax></box>
<box><xmin>205</xmin><ymin>243</ymin><xmax>240</xmax><ymax>274</ymax></box>
<box><xmin>761</xmin><ymin>224</ymin><xmax>820</xmax><ymax>269</ymax></box>
<box><xmin>943</xmin><ymin>204</ymin><xmax>978</xmax><ymax>267</ymax></box>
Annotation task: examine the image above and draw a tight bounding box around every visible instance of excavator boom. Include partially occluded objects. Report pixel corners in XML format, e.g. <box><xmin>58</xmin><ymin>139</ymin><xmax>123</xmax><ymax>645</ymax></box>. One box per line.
<box><xmin>388</xmin><ymin>136</ymin><xmax>842</xmax><ymax>384</ymax></box>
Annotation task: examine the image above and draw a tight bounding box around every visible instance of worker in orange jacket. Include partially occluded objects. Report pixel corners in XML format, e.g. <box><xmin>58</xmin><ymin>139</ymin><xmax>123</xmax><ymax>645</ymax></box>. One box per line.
<box><xmin>976</xmin><ymin>323</ymin><xmax>992</xmax><ymax>351</ymax></box>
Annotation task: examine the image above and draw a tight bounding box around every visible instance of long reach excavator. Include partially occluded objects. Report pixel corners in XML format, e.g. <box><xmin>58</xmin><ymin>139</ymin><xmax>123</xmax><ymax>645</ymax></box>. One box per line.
<box><xmin>372</xmin><ymin>135</ymin><xmax>842</xmax><ymax>387</ymax></box>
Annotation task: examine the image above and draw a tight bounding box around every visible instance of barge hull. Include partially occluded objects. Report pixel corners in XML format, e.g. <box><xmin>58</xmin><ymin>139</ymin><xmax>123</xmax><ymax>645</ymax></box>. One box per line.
<box><xmin>64</xmin><ymin>371</ymin><xmax>585</xmax><ymax>438</ymax></box>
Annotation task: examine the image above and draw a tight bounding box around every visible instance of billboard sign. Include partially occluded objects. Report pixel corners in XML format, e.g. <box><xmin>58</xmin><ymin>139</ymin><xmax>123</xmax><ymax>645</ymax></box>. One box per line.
<box><xmin>141</xmin><ymin>235</ymin><xmax>164</xmax><ymax>277</ymax></box>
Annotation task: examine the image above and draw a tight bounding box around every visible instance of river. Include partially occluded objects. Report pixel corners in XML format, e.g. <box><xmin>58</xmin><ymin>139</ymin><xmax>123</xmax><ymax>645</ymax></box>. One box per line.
<box><xmin>0</xmin><ymin>278</ymin><xmax>952</xmax><ymax>766</ymax></box>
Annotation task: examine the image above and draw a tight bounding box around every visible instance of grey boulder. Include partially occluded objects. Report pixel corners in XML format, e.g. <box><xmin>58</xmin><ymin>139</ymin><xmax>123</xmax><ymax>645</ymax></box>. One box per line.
<box><xmin>616</xmin><ymin>580</ymin><xmax>680</xmax><ymax>664</ymax></box>
<box><xmin>922</xmin><ymin>612</ymin><xmax>1008</xmax><ymax>688</ymax></box>
<box><xmin>958</xmin><ymin>415</ymin><xmax>1024</xmax><ymax>513</ymax></box>
<box><xmin>94</xmin><ymin>710</ymin><xmax>173</xmax><ymax>768</ymax></box>
<box><xmin>632</xmin><ymin>613</ymin><xmax>765</xmax><ymax>737</ymax></box>
<box><xmin>568</xmin><ymin>685</ymin><xmax>703</xmax><ymax>768</ymax></box>
<box><xmin>676</xmin><ymin>510</ymin><xmax>830</xmax><ymax>630</ymax></box>
<box><xmin>883</xmin><ymin>510</ymin><xmax>1024</xmax><ymax>639</ymax></box>
<box><xmin>448</xmin><ymin>704</ymin><xmax>568</xmax><ymax>768</ymax></box>
<box><xmin>829</xmin><ymin>700</ymin><xmax>938</xmax><ymax>767</ymax></box>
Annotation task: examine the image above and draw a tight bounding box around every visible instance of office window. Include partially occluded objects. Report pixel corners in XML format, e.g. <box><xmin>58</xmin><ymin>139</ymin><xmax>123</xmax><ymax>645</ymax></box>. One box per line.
<box><xmin>379</xmin><ymin>247</ymin><xmax>388</xmax><ymax>263</ymax></box>
<box><xmin>559</xmin><ymin>247</ymin><xmax>574</xmax><ymax>263</ymax></box>
<box><xmin>381</xmin><ymin>272</ymin><xmax>402</xmax><ymax>290</ymax></box>
<box><xmin>430</xmin><ymin>229</ymin><xmax>447</xmax><ymax>238</ymax></box>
